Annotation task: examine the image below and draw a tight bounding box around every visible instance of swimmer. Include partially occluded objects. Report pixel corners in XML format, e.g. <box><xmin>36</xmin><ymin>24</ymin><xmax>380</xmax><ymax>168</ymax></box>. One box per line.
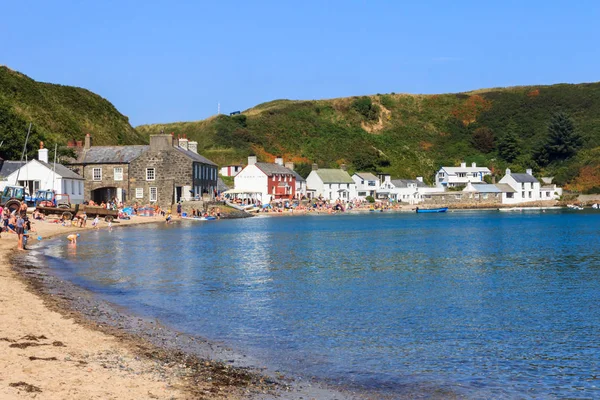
<box><xmin>67</xmin><ymin>233</ymin><xmax>80</xmax><ymax>244</ymax></box>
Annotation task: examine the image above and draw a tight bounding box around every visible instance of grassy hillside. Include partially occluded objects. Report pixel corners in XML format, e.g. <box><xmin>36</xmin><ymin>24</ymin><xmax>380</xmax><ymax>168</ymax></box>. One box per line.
<box><xmin>0</xmin><ymin>66</ymin><xmax>144</xmax><ymax>161</ymax></box>
<box><xmin>138</xmin><ymin>83</ymin><xmax>600</xmax><ymax>192</ymax></box>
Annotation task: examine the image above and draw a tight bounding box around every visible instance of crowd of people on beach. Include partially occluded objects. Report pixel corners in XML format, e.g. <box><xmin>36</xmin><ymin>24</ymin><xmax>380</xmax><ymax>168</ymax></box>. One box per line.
<box><xmin>1</xmin><ymin>201</ymin><xmax>36</xmax><ymax>250</ymax></box>
<box><xmin>241</xmin><ymin>197</ymin><xmax>402</xmax><ymax>215</ymax></box>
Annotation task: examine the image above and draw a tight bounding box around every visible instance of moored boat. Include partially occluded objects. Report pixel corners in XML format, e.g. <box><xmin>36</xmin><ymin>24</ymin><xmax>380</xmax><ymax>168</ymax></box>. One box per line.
<box><xmin>416</xmin><ymin>207</ymin><xmax>448</xmax><ymax>213</ymax></box>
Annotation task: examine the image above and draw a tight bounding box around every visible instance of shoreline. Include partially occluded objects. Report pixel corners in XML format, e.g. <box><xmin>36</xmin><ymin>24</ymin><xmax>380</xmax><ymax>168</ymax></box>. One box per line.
<box><xmin>1</xmin><ymin>215</ymin><xmax>366</xmax><ymax>399</ymax></box>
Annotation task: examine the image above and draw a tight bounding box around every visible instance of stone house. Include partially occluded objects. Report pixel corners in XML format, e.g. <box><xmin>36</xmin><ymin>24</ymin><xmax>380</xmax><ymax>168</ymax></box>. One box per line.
<box><xmin>129</xmin><ymin>135</ymin><xmax>218</xmax><ymax>208</ymax></box>
<box><xmin>68</xmin><ymin>134</ymin><xmax>148</xmax><ymax>203</ymax></box>
<box><xmin>68</xmin><ymin>134</ymin><xmax>217</xmax><ymax>207</ymax></box>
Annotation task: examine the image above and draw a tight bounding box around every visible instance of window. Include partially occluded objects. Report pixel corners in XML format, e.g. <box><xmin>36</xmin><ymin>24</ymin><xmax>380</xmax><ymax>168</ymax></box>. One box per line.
<box><xmin>146</xmin><ymin>168</ymin><xmax>155</xmax><ymax>181</ymax></box>
<box><xmin>149</xmin><ymin>187</ymin><xmax>157</xmax><ymax>202</ymax></box>
<box><xmin>528</xmin><ymin>191</ymin><xmax>532</xmax><ymax>198</ymax></box>
<box><xmin>438</xmin><ymin>172</ymin><xmax>444</xmax><ymax>178</ymax></box>
<box><xmin>93</xmin><ymin>168</ymin><xmax>102</xmax><ymax>181</ymax></box>
<box><xmin>482</xmin><ymin>193</ymin><xmax>488</xmax><ymax>200</ymax></box>
<box><xmin>358</xmin><ymin>191</ymin><xmax>367</xmax><ymax>196</ymax></box>
<box><xmin>546</xmin><ymin>192</ymin><xmax>550</xmax><ymax>197</ymax></box>
<box><xmin>135</xmin><ymin>188</ymin><xmax>143</xmax><ymax>199</ymax></box>
<box><xmin>455</xmin><ymin>194</ymin><xmax>462</xmax><ymax>200</ymax></box>
<box><xmin>368</xmin><ymin>181</ymin><xmax>375</xmax><ymax>186</ymax></box>
<box><xmin>472</xmin><ymin>173</ymin><xmax>478</xmax><ymax>177</ymax></box>
<box><xmin>522</xmin><ymin>191</ymin><xmax>525</xmax><ymax>198</ymax></box>
<box><xmin>114</xmin><ymin>167</ymin><xmax>123</xmax><ymax>181</ymax></box>
<box><xmin>457</xmin><ymin>172</ymin><xmax>466</xmax><ymax>178</ymax></box>
<box><xmin>507</xmin><ymin>192</ymin><xmax>514</xmax><ymax>198</ymax></box>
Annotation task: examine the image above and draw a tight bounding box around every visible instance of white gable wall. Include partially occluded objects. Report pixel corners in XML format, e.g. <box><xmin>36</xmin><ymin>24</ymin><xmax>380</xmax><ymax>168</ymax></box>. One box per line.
<box><xmin>6</xmin><ymin>160</ymin><xmax>84</xmax><ymax>204</ymax></box>
<box><xmin>234</xmin><ymin>164</ymin><xmax>270</xmax><ymax>202</ymax></box>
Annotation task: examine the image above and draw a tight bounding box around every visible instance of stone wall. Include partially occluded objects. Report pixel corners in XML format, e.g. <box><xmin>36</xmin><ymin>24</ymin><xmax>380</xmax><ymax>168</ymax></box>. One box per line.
<box><xmin>69</xmin><ymin>163</ymin><xmax>131</xmax><ymax>202</ymax></box>
<box><xmin>129</xmin><ymin>149</ymin><xmax>194</xmax><ymax>208</ymax></box>
<box><xmin>421</xmin><ymin>192</ymin><xmax>503</xmax><ymax>207</ymax></box>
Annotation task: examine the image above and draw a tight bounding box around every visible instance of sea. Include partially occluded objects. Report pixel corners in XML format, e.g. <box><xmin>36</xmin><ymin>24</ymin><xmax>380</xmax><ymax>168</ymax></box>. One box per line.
<box><xmin>38</xmin><ymin>210</ymin><xmax>600</xmax><ymax>398</ymax></box>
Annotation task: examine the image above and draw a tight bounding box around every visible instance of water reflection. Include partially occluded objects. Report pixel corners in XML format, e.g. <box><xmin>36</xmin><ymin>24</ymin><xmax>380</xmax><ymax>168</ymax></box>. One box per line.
<box><xmin>43</xmin><ymin>212</ymin><xmax>600</xmax><ymax>398</ymax></box>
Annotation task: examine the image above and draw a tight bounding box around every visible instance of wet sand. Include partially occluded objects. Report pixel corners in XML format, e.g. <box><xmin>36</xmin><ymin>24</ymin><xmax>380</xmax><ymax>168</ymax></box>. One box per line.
<box><xmin>0</xmin><ymin>215</ymin><xmax>366</xmax><ymax>400</ymax></box>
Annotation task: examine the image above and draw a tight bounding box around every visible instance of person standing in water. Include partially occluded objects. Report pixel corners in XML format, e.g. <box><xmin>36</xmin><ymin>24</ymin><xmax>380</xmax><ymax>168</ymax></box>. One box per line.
<box><xmin>15</xmin><ymin>213</ymin><xmax>25</xmax><ymax>250</ymax></box>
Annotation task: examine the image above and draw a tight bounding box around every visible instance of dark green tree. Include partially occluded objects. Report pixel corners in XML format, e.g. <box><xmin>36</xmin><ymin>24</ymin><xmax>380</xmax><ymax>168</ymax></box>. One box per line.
<box><xmin>544</xmin><ymin>112</ymin><xmax>583</xmax><ymax>162</ymax></box>
<box><xmin>351</xmin><ymin>97</ymin><xmax>380</xmax><ymax>122</ymax></box>
<box><xmin>498</xmin><ymin>120</ymin><xmax>520</xmax><ymax>162</ymax></box>
<box><xmin>471</xmin><ymin>126</ymin><xmax>495</xmax><ymax>153</ymax></box>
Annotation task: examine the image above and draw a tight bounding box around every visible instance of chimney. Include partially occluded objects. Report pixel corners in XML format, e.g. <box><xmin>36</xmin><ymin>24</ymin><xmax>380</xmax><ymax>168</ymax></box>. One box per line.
<box><xmin>416</xmin><ymin>177</ymin><xmax>423</xmax><ymax>182</ymax></box>
<box><xmin>84</xmin><ymin>133</ymin><xmax>92</xmax><ymax>150</ymax></box>
<box><xmin>38</xmin><ymin>142</ymin><xmax>49</xmax><ymax>163</ymax></box>
<box><xmin>471</xmin><ymin>162</ymin><xmax>476</xmax><ymax>168</ymax></box>
<box><xmin>312</xmin><ymin>163</ymin><xmax>319</xmax><ymax>171</ymax></box>
<box><xmin>171</xmin><ymin>133</ymin><xmax>177</xmax><ymax>147</ymax></box>
<box><xmin>505</xmin><ymin>168</ymin><xmax>511</xmax><ymax>175</ymax></box>
<box><xmin>178</xmin><ymin>137</ymin><xmax>189</xmax><ymax>151</ymax></box>
<box><xmin>340</xmin><ymin>164</ymin><xmax>347</xmax><ymax>171</ymax></box>
<box><xmin>150</xmin><ymin>134</ymin><xmax>172</xmax><ymax>151</ymax></box>
<box><xmin>384</xmin><ymin>175</ymin><xmax>391</xmax><ymax>183</ymax></box>
<box><xmin>460</xmin><ymin>162</ymin><xmax>466</xmax><ymax>168</ymax></box>
<box><xmin>526</xmin><ymin>168</ymin><xmax>533</xmax><ymax>176</ymax></box>
<box><xmin>188</xmin><ymin>141</ymin><xmax>198</xmax><ymax>153</ymax></box>
<box><xmin>285</xmin><ymin>162</ymin><xmax>295</xmax><ymax>171</ymax></box>
<box><xmin>274</xmin><ymin>156</ymin><xmax>283</xmax><ymax>166</ymax></box>
<box><xmin>248</xmin><ymin>155</ymin><xmax>257</xmax><ymax>166</ymax></box>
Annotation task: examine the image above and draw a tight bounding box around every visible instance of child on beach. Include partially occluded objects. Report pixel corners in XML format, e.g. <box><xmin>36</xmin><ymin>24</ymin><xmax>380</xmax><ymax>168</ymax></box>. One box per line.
<box><xmin>91</xmin><ymin>216</ymin><xmax>100</xmax><ymax>229</ymax></box>
<box><xmin>67</xmin><ymin>233</ymin><xmax>79</xmax><ymax>244</ymax></box>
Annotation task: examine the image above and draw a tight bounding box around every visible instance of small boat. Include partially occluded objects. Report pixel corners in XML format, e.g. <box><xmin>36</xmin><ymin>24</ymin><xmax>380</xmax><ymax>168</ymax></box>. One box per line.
<box><xmin>567</xmin><ymin>204</ymin><xmax>584</xmax><ymax>210</ymax></box>
<box><xmin>592</xmin><ymin>203</ymin><xmax>599</xmax><ymax>209</ymax></box>
<box><xmin>182</xmin><ymin>215</ymin><xmax>217</xmax><ymax>221</ymax></box>
<box><xmin>416</xmin><ymin>207</ymin><xmax>448</xmax><ymax>213</ymax></box>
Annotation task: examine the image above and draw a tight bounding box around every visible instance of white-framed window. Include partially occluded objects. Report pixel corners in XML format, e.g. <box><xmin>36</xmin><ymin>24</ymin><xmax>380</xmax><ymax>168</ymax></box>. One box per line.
<box><xmin>135</xmin><ymin>188</ymin><xmax>143</xmax><ymax>198</ymax></box>
<box><xmin>146</xmin><ymin>168</ymin><xmax>155</xmax><ymax>181</ymax></box>
<box><xmin>149</xmin><ymin>187</ymin><xmax>158</xmax><ymax>202</ymax></box>
<box><xmin>114</xmin><ymin>167</ymin><xmax>123</xmax><ymax>181</ymax></box>
<box><xmin>92</xmin><ymin>168</ymin><xmax>102</xmax><ymax>181</ymax></box>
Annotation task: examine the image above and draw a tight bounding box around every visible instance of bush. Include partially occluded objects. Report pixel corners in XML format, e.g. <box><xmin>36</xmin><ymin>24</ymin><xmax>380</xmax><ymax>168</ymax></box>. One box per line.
<box><xmin>365</xmin><ymin>195</ymin><xmax>375</xmax><ymax>203</ymax></box>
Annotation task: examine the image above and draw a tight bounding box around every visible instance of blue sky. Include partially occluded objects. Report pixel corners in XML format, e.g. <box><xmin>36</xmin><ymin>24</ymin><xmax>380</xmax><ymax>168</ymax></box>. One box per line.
<box><xmin>2</xmin><ymin>1</ymin><xmax>599</xmax><ymax>126</ymax></box>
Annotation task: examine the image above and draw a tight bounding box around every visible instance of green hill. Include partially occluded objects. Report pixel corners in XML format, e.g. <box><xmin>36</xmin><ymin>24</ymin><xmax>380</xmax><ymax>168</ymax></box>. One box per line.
<box><xmin>0</xmin><ymin>66</ymin><xmax>144</xmax><ymax>161</ymax></box>
<box><xmin>137</xmin><ymin>83</ymin><xmax>600</xmax><ymax>192</ymax></box>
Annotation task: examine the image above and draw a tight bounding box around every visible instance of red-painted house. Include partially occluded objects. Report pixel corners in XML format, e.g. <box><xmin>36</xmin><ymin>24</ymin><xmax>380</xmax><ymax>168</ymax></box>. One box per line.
<box><xmin>234</xmin><ymin>156</ymin><xmax>296</xmax><ymax>202</ymax></box>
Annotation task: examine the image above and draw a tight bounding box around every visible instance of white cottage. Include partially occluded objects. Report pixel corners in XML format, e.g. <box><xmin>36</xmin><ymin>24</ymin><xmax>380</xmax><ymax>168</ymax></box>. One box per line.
<box><xmin>377</xmin><ymin>175</ymin><xmax>437</xmax><ymax>204</ymax></box>
<box><xmin>435</xmin><ymin>162</ymin><xmax>491</xmax><ymax>188</ymax></box>
<box><xmin>234</xmin><ymin>156</ymin><xmax>297</xmax><ymax>203</ymax></box>
<box><xmin>306</xmin><ymin>165</ymin><xmax>356</xmax><ymax>201</ymax></box>
<box><xmin>5</xmin><ymin>144</ymin><xmax>85</xmax><ymax>204</ymax></box>
<box><xmin>498</xmin><ymin>168</ymin><xmax>542</xmax><ymax>204</ymax></box>
<box><xmin>352</xmin><ymin>172</ymin><xmax>379</xmax><ymax>200</ymax></box>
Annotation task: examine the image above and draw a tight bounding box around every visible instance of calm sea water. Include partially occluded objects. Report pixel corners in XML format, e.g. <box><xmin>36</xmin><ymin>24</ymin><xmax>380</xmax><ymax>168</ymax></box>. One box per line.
<box><xmin>42</xmin><ymin>211</ymin><xmax>600</xmax><ymax>398</ymax></box>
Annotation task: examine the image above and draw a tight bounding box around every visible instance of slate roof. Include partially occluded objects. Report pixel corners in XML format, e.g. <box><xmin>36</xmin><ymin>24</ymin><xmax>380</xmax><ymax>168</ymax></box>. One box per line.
<box><xmin>76</xmin><ymin>145</ymin><xmax>150</xmax><ymax>164</ymax></box>
<box><xmin>289</xmin><ymin>169</ymin><xmax>306</xmax><ymax>182</ymax></box>
<box><xmin>37</xmin><ymin>160</ymin><xmax>84</xmax><ymax>180</ymax></box>
<box><xmin>354</xmin><ymin>172</ymin><xmax>378</xmax><ymax>181</ymax></box>
<box><xmin>174</xmin><ymin>146</ymin><xmax>217</xmax><ymax>166</ymax></box>
<box><xmin>217</xmin><ymin>177</ymin><xmax>229</xmax><ymax>192</ymax></box>
<box><xmin>470</xmin><ymin>184</ymin><xmax>502</xmax><ymax>193</ymax></box>
<box><xmin>510</xmin><ymin>173</ymin><xmax>539</xmax><ymax>183</ymax></box>
<box><xmin>255</xmin><ymin>162</ymin><xmax>295</xmax><ymax>176</ymax></box>
<box><xmin>391</xmin><ymin>179</ymin><xmax>427</xmax><ymax>188</ymax></box>
<box><xmin>0</xmin><ymin>161</ymin><xmax>26</xmax><ymax>179</ymax></box>
<box><xmin>314</xmin><ymin>169</ymin><xmax>354</xmax><ymax>184</ymax></box>
<box><xmin>494</xmin><ymin>183</ymin><xmax>517</xmax><ymax>193</ymax></box>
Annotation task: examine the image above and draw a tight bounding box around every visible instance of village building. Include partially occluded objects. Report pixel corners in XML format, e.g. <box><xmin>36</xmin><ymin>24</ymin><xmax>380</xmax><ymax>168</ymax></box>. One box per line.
<box><xmin>4</xmin><ymin>143</ymin><xmax>85</xmax><ymax>203</ymax></box>
<box><xmin>284</xmin><ymin>162</ymin><xmax>307</xmax><ymax>199</ymax></box>
<box><xmin>352</xmin><ymin>172</ymin><xmax>379</xmax><ymax>200</ymax></box>
<box><xmin>0</xmin><ymin>159</ymin><xmax>26</xmax><ymax>191</ymax></box>
<box><xmin>129</xmin><ymin>135</ymin><xmax>218</xmax><ymax>208</ymax></box>
<box><xmin>421</xmin><ymin>183</ymin><xmax>515</xmax><ymax>206</ymax></box>
<box><xmin>305</xmin><ymin>165</ymin><xmax>356</xmax><ymax>201</ymax></box>
<box><xmin>377</xmin><ymin>175</ymin><xmax>438</xmax><ymax>204</ymax></box>
<box><xmin>498</xmin><ymin>168</ymin><xmax>541</xmax><ymax>204</ymax></box>
<box><xmin>67</xmin><ymin>134</ymin><xmax>217</xmax><ymax>207</ymax></box>
<box><xmin>234</xmin><ymin>156</ymin><xmax>296</xmax><ymax>203</ymax></box>
<box><xmin>220</xmin><ymin>164</ymin><xmax>243</xmax><ymax>177</ymax></box>
<box><xmin>435</xmin><ymin>162</ymin><xmax>491</xmax><ymax>188</ymax></box>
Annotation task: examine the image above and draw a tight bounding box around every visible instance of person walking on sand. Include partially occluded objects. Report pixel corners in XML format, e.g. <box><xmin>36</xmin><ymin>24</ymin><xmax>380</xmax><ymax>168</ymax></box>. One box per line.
<box><xmin>15</xmin><ymin>213</ymin><xmax>25</xmax><ymax>250</ymax></box>
<box><xmin>176</xmin><ymin>202</ymin><xmax>182</xmax><ymax>218</ymax></box>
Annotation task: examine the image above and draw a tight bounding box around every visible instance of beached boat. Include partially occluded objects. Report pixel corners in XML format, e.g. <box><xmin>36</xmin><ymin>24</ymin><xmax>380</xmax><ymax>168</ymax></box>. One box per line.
<box><xmin>499</xmin><ymin>206</ymin><xmax>562</xmax><ymax>212</ymax></box>
<box><xmin>416</xmin><ymin>207</ymin><xmax>448</xmax><ymax>213</ymax></box>
<box><xmin>567</xmin><ymin>204</ymin><xmax>584</xmax><ymax>210</ymax></box>
<box><xmin>182</xmin><ymin>215</ymin><xmax>217</xmax><ymax>221</ymax></box>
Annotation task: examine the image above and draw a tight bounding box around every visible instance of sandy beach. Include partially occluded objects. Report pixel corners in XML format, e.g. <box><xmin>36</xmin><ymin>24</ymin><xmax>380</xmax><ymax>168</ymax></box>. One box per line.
<box><xmin>0</xmin><ymin>213</ymin><xmax>365</xmax><ymax>400</ymax></box>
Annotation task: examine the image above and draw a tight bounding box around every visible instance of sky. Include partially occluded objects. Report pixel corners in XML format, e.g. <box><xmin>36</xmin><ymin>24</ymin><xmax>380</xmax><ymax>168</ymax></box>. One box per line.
<box><xmin>2</xmin><ymin>1</ymin><xmax>599</xmax><ymax>126</ymax></box>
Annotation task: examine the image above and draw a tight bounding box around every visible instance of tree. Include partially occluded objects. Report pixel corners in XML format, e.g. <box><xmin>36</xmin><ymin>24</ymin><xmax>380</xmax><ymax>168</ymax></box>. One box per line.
<box><xmin>351</xmin><ymin>97</ymin><xmax>380</xmax><ymax>122</ymax></box>
<box><xmin>498</xmin><ymin>120</ymin><xmax>520</xmax><ymax>162</ymax></box>
<box><xmin>471</xmin><ymin>126</ymin><xmax>495</xmax><ymax>153</ymax></box>
<box><xmin>544</xmin><ymin>112</ymin><xmax>583</xmax><ymax>162</ymax></box>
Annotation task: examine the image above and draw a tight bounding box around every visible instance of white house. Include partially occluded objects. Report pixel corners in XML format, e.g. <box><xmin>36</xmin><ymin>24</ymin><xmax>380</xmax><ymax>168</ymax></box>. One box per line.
<box><xmin>498</xmin><ymin>168</ymin><xmax>542</xmax><ymax>204</ymax></box>
<box><xmin>377</xmin><ymin>175</ymin><xmax>438</xmax><ymax>204</ymax></box>
<box><xmin>352</xmin><ymin>172</ymin><xmax>379</xmax><ymax>200</ymax></box>
<box><xmin>234</xmin><ymin>156</ymin><xmax>297</xmax><ymax>203</ymax></box>
<box><xmin>220</xmin><ymin>165</ymin><xmax>243</xmax><ymax>177</ymax></box>
<box><xmin>306</xmin><ymin>165</ymin><xmax>356</xmax><ymax>201</ymax></box>
<box><xmin>435</xmin><ymin>162</ymin><xmax>491</xmax><ymax>188</ymax></box>
<box><xmin>5</xmin><ymin>143</ymin><xmax>85</xmax><ymax>204</ymax></box>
